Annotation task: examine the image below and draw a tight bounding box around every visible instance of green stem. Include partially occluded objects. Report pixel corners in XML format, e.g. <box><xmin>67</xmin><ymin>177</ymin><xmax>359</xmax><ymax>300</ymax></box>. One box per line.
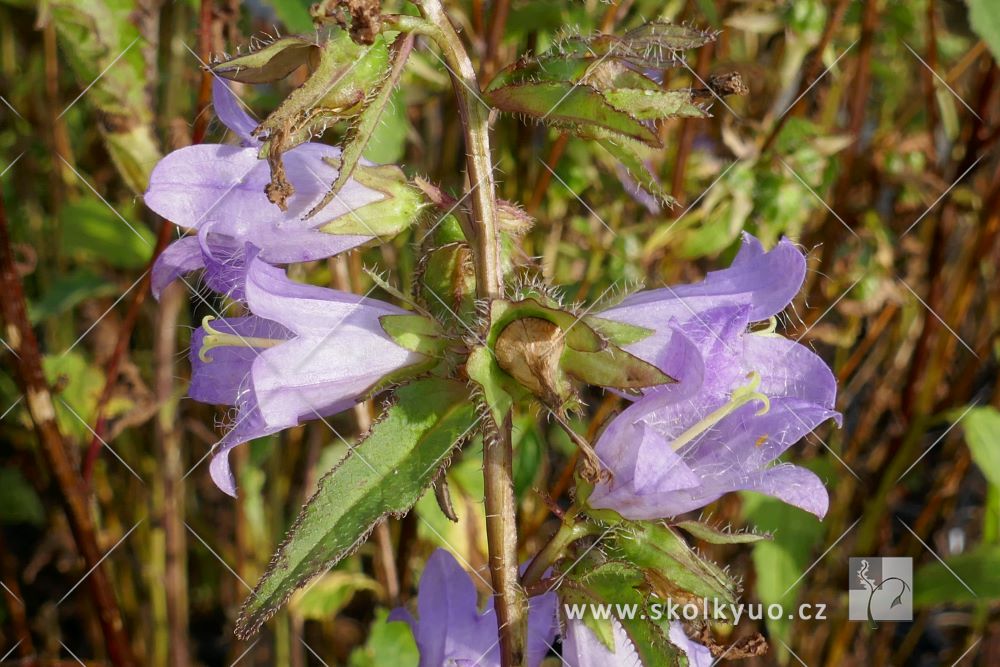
<box><xmin>395</xmin><ymin>4</ymin><xmax>520</xmax><ymax>665</ymax></box>
<box><xmin>521</xmin><ymin>516</ymin><xmax>592</xmax><ymax>589</ymax></box>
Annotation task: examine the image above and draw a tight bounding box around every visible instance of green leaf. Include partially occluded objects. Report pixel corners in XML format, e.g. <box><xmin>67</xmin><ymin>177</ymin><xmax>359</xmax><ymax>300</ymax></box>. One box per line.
<box><xmin>485</xmin><ymin>81</ymin><xmax>658</xmax><ymax>146</ymax></box>
<box><xmin>674</xmin><ymin>520</ymin><xmax>771</xmax><ymax>544</ymax></box>
<box><xmin>964</xmin><ymin>407</ymin><xmax>1000</xmax><ymax>488</ymax></box>
<box><xmin>363</xmin><ymin>88</ymin><xmax>410</xmax><ymax>164</ymax></box>
<box><xmin>290</xmin><ymin>571</ymin><xmax>381</xmax><ymax>620</ymax></box>
<box><xmin>603</xmin><ymin>89</ymin><xmax>708</xmax><ymax>121</ymax></box>
<box><xmin>742</xmin><ymin>491</ymin><xmax>825</xmax><ymax>654</ymax></box>
<box><xmin>236</xmin><ymin>378</ymin><xmax>476</xmax><ymax>637</ymax></box>
<box><xmin>0</xmin><ymin>468</ymin><xmax>45</xmax><ymax>525</ymax></box>
<box><xmin>212</xmin><ymin>37</ymin><xmax>318</xmax><ymax>84</ymax></box>
<box><xmin>913</xmin><ymin>546</ymin><xmax>1000</xmax><ymax>606</ymax></box>
<box><xmin>348</xmin><ymin>609</ymin><xmax>419</xmax><ymax>667</ymax></box>
<box><xmin>969</xmin><ymin>0</ymin><xmax>1000</xmax><ymax>64</ymax></box>
<box><xmin>59</xmin><ymin>199</ymin><xmax>155</xmax><ymax>268</ymax></box>
<box><xmin>28</xmin><ymin>271</ymin><xmax>118</xmax><ymax>324</ymax></box>
<box><xmin>272</xmin><ymin>0</ymin><xmax>314</xmax><ymax>33</ymax></box>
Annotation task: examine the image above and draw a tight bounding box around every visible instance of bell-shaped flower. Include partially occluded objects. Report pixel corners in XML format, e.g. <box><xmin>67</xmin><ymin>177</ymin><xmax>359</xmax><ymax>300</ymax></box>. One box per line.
<box><xmin>561</xmin><ymin>617</ymin><xmax>712</xmax><ymax>667</ymax></box>
<box><xmin>189</xmin><ymin>251</ymin><xmax>428</xmax><ymax>496</ymax></box>
<box><xmin>146</xmin><ymin>78</ymin><xmax>383</xmax><ymax>298</ymax></box>
<box><xmin>588</xmin><ymin>234</ymin><xmax>839</xmax><ymax>519</ymax></box>
<box><xmin>389</xmin><ymin>549</ymin><xmax>558</xmax><ymax>667</ymax></box>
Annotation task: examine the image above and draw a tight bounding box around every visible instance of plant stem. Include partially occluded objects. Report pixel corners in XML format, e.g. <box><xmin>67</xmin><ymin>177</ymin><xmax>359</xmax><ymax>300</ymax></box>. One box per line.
<box><xmin>401</xmin><ymin>3</ymin><xmax>522</xmax><ymax>664</ymax></box>
<box><xmin>521</xmin><ymin>516</ymin><xmax>590</xmax><ymax>589</ymax></box>
<box><xmin>0</xmin><ymin>191</ymin><xmax>136</xmax><ymax>667</ymax></box>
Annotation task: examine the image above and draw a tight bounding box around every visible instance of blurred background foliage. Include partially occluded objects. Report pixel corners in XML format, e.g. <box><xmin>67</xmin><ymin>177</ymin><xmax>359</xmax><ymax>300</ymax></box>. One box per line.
<box><xmin>0</xmin><ymin>0</ymin><xmax>998</xmax><ymax>665</ymax></box>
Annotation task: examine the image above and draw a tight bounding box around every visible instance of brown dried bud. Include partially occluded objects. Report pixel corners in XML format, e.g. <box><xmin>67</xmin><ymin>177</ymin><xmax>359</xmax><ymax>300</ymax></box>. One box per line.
<box><xmin>494</xmin><ymin>317</ymin><xmax>569</xmax><ymax>404</ymax></box>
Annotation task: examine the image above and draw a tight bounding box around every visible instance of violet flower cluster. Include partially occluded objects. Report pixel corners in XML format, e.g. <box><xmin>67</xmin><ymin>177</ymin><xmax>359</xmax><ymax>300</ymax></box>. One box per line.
<box><xmin>146</xmin><ymin>81</ymin><xmax>426</xmax><ymax>496</ymax></box>
<box><xmin>589</xmin><ymin>233</ymin><xmax>840</xmax><ymax>519</ymax></box>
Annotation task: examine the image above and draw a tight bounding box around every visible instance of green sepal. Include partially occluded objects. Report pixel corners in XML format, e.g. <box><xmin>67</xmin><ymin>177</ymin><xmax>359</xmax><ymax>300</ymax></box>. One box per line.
<box><xmin>306</xmin><ymin>35</ymin><xmax>411</xmax><ymax>218</ymax></box>
<box><xmin>559</xmin><ymin>560</ymin><xmax>683</xmax><ymax>665</ymax></box>
<box><xmin>316</xmin><ymin>162</ymin><xmax>426</xmax><ymax>239</ymax></box>
<box><xmin>379</xmin><ymin>314</ymin><xmax>447</xmax><ymax>357</ymax></box>
<box><xmin>235</xmin><ymin>377</ymin><xmax>476</xmax><ymax>638</ymax></box>
<box><xmin>415</xmin><ymin>242</ymin><xmax>477</xmax><ymax>327</ymax></box>
<box><xmin>610</xmin><ymin>521</ymin><xmax>739</xmax><ymax>616</ymax></box>
<box><xmin>211</xmin><ymin>37</ymin><xmax>319</xmax><ymax>84</ymax></box>
<box><xmin>488</xmin><ymin>298</ymin><xmax>603</xmax><ymax>353</ymax></box>
<box><xmin>558</xmin><ymin>22</ymin><xmax>718</xmax><ymax>67</ymax></box>
<box><xmin>561</xmin><ymin>344</ymin><xmax>672</xmax><ymax>391</ymax></box>
<box><xmin>674</xmin><ymin>520</ymin><xmax>771</xmax><ymax>545</ymax></box>
<box><xmin>466</xmin><ymin>345</ymin><xmax>517</xmax><ymax>428</ymax></box>
<box><xmin>583</xmin><ymin>315</ymin><xmax>654</xmax><ymax>346</ymax></box>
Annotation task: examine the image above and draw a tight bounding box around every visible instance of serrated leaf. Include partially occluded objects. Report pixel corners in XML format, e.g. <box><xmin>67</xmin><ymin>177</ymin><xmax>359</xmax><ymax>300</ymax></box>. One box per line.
<box><xmin>674</xmin><ymin>520</ymin><xmax>770</xmax><ymax>544</ymax></box>
<box><xmin>485</xmin><ymin>81</ymin><xmax>658</xmax><ymax>146</ymax></box>
<box><xmin>212</xmin><ymin>37</ymin><xmax>319</xmax><ymax>84</ymax></box>
<box><xmin>236</xmin><ymin>378</ymin><xmax>476</xmax><ymax>637</ymax></box>
<box><xmin>603</xmin><ymin>88</ymin><xmax>708</xmax><ymax>121</ymax></box>
<box><xmin>590</xmin><ymin>132</ymin><xmax>676</xmax><ymax>207</ymax></box>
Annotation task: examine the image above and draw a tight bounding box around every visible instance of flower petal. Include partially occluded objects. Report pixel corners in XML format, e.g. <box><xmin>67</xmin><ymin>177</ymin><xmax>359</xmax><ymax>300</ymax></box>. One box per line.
<box><xmin>667</xmin><ymin>622</ymin><xmax>713</xmax><ymax>667</ymax></box>
<box><xmin>212</xmin><ymin>77</ymin><xmax>259</xmax><ymax>145</ymax></box>
<box><xmin>561</xmin><ymin>618</ymin><xmax>641</xmax><ymax>667</ymax></box>
<box><xmin>742</xmin><ymin>464</ymin><xmax>829</xmax><ymax>518</ymax></box>
<box><xmin>152</xmin><ymin>236</ymin><xmax>204</xmax><ymax>299</ymax></box>
<box><xmin>605</xmin><ymin>234</ymin><xmax>805</xmax><ymax>324</ymax></box>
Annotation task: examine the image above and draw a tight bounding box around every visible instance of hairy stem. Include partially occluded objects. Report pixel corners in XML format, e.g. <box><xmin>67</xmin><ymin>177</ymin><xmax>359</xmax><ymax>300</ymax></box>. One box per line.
<box><xmin>401</xmin><ymin>3</ymin><xmax>523</xmax><ymax>664</ymax></box>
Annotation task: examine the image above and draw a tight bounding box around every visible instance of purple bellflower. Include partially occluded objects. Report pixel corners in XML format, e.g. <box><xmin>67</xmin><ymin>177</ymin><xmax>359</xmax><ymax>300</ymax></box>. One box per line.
<box><xmin>390</xmin><ymin>549</ymin><xmax>558</xmax><ymax>667</ymax></box>
<box><xmin>561</xmin><ymin>617</ymin><xmax>713</xmax><ymax>667</ymax></box>
<box><xmin>588</xmin><ymin>234</ymin><xmax>839</xmax><ymax>519</ymax></box>
<box><xmin>146</xmin><ymin>78</ymin><xmax>383</xmax><ymax>298</ymax></box>
<box><xmin>189</xmin><ymin>251</ymin><xmax>427</xmax><ymax>496</ymax></box>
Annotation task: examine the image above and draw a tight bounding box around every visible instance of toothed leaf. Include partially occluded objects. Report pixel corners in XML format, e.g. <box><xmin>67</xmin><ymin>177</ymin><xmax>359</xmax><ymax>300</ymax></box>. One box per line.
<box><xmin>603</xmin><ymin>89</ymin><xmax>708</xmax><ymax>121</ymax></box>
<box><xmin>485</xmin><ymin>81</ymin><xmax>658</xmax><ymax>146</ymax></box>
<box><xmin>235</xmin><ymin>378</ymin><xmax>475</xmax><ymax>637</ymax></box>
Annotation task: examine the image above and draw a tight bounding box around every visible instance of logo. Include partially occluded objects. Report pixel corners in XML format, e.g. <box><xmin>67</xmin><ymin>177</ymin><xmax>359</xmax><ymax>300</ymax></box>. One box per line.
<box><xmin>848</xmin><ymin>557</ymin><xmax>912</xmax><ymax>627</ymax></box>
